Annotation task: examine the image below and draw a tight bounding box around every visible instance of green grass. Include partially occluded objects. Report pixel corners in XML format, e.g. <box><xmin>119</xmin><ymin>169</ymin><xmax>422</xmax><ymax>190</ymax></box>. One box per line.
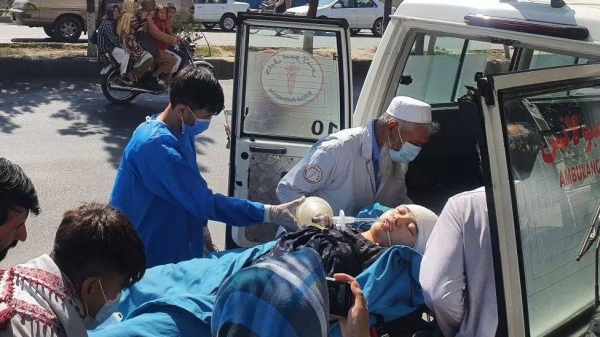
<box><xmin>0</xmin><ymin>43</ymin><xmax>376</xmax><ymax>60</ymax></box>
<box><xmin>0</xmin><ymin>43</ymin><xmax>86</xmax><ymax>58</ymax></box>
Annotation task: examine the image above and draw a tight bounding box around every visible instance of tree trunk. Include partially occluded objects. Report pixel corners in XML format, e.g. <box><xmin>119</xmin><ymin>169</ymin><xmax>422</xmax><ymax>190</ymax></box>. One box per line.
<box><xmin>86</xmin><ymin>0</ymin><xmax>97</xmax><ymax>57</ymax></box>
<box><xmin>306</xmin><ymin>0</ymin><xmax>318</xmax><ymax>17</ymax></box>
<box><xmin>383</xmin><ymin>0</ymin><xmax>391</xmax><ymax>34</ymax></box>
<box><xmin>87</xmin><ymin>12</ymin><xmax>97</xmax><ymax>57</ymax></box>
<box><xmin>302</xmin><ymin>0</ymin><xmax>319</xmax><ymax>53</ymax></box>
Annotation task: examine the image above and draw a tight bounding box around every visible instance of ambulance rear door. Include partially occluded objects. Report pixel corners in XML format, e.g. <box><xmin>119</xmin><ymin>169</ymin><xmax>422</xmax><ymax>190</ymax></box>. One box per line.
<box><xmin>477</xmin><ymin>62</ymin><xmax>600</xmax><ymax>336</ymax></box>
<box><xmin>226</xmin><ymin>13</ymin><xmax>353</xmax><ymax>249</ymax></box>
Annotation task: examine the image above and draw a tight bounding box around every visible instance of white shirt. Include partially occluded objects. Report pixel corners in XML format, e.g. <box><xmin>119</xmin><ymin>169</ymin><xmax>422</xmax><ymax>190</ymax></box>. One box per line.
<box><xmin>419</xmin><ymin>187</ymin><xmax>498</xmax><ymax>337</ymax></box>
<box><xmin>276</xmin><ymin>122</ymin><xmax>410</xmax><ymax>216</ymax></box>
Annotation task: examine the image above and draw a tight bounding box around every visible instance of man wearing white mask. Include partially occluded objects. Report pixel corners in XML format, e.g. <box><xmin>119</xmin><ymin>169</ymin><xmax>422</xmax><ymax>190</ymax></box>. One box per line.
<box><xmin>277</xmin><ymin>96</ymin><xmax>438</xmax><ymax>217</ymax></box>
<box><xmin>0</xmin><ymin>203</ymin><xmax>146</xmax><ymax>336</ymax></box>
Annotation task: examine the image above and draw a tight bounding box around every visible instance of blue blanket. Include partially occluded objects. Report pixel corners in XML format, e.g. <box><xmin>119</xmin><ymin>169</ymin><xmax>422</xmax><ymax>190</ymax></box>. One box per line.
<box><xmin>90</xmin><ymin>243</ymin><xmax>275</xmax><ymax>337</ymax></box>
<box><xmin>90</xmin><ymin>241</ymin><xmax>423</xmax><ymax>337</ymax></box>
<box><xmin>212</xmin><ymin>248</ymin><xmax>329</xmax><ymax>336</ymax></box>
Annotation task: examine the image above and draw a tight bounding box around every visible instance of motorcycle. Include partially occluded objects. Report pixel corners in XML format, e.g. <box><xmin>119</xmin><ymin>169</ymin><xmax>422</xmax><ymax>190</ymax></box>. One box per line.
<box><xmin>100</xmin><ymin>36</ymin><xmax>214</xmax><ymax>104</ymax></box>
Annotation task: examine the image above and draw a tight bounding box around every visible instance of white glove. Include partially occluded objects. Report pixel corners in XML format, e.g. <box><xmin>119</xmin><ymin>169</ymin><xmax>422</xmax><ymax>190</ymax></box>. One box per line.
<box><xmin>264</xmin><ymin>197</ymin><xmax>305</xmax><ymax>232</ymax></box>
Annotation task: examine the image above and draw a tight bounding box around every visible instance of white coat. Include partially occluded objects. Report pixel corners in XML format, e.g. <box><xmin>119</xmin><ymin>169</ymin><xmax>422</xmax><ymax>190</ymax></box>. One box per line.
<box><xmin>276</xmin><ymin>121</ymin><xmax>411</xmax><ymax>216</ymax></box>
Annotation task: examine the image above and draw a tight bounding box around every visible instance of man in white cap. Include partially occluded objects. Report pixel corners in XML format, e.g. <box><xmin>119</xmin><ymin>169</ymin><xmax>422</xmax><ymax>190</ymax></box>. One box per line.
<box><xmin>277</xmin><ymin>96</ymin><xmax>438</xmax><ymax>217</ymax></box>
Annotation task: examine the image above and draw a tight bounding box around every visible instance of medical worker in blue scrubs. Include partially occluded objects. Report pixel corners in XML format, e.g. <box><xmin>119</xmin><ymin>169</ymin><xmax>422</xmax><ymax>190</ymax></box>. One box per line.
<box><xmin>110</xmin><ymin>66</ymin><xmax>304</xmax><ymax>268</ymax></box>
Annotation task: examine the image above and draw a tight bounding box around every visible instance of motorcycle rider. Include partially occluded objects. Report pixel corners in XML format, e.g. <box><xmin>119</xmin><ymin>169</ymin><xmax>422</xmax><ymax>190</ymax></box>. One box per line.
<box><xmin>153</xmin><ymin>5</ymin><xmax>182</xmax><ymax>85</ymax></box>
<box><xmin>99</xmin><ymin>4</ymin><xmax>152</xmax><ymax>85</ymax></box>
<box><xmin>138</xmin><ymin>0</ymin><xmax>180</xmax><ymax>87</ymax></box>
<box><xmin>116</xmin><ymin>0</ymin><xmax>156</xmax><ymax>85</ymax></box>
<box><xmin>165</xmin><ymin>4</ymin><xmax>191</xmax><ymax>72</ymax></box>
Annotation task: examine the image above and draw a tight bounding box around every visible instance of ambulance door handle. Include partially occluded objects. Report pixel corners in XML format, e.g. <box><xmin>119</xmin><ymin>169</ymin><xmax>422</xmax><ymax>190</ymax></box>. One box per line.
<box><xmin>249</xmin><ymin>145</ymin><xmax>287</xmax><ymax>155</ymax></box>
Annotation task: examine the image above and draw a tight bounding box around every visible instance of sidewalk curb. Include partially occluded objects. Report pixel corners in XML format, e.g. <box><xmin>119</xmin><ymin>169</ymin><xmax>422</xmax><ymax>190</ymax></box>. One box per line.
<box><xmin>0</xmin><ymin>56</ymin><xmax>372</xmax><ymax>81</ymax></box>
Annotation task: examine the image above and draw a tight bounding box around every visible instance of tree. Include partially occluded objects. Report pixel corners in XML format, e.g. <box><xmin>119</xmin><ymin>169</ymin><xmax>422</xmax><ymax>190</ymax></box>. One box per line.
<box><xmin>383</xmin><ymin>0</ymin><xmax>391</xmax><ymax>34</ymax></box>
<box><xmin>302</xmin><ymin>0</ymin><xmax>319</xmax><ymax>53</ymax></box>
<box><xmin>86</xmin><ymin>0</ymin><xmax>98</xmax><ymax>57</ymax></box>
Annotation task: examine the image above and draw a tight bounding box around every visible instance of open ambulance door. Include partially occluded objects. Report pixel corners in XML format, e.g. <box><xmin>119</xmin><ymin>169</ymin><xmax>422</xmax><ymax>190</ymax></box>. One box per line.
<box><xmin>226</xmin><ymin>13</ymin><xmax>353</xmax><ymax>249</ymax></box>
<box><xmin>476</xmin><ymin>63</ymin><xmax>600</xmax><ymax>336</ymax></box>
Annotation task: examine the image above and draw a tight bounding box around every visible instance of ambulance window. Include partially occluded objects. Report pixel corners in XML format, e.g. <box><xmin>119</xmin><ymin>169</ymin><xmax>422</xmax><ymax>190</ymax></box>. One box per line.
<box><xmin>501</xmin><ymin>83</ymin><xmax>600</xmax><ymax>336</ymax></box>
<box><xmin>241</xmin><ymin>28</ymin><xmax>344</xmax><ymax>140</ymax></box>
<box><xmin>396</xmin><ymin>33</ymin><xmax>512</xmax><ymax>105</ymax></box>
<box><xmin>530</xmin><ymin>51</ymin><xmax>588</xmax><ymax>69</ymax></box>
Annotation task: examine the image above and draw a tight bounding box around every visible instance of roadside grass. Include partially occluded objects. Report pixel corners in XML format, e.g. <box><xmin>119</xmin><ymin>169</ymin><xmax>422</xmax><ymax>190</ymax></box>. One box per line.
<box><xmin>0</xmin><ymin>43</ymin><xmax>377</xmax><ymax>60</ymax></box>
<box><xmin>0</xmin><ymin>43</ymin><xmax>87</xmax><ymax>58</ymax></box>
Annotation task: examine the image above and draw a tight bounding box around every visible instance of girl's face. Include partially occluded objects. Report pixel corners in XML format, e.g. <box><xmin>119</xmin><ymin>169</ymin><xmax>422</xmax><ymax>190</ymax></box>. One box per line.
<box><xmin>167</xmin><ymin>9</ymin><xmax>176</xmax><ymax>20</ymax></box>
<box><xmin>133</xmin><ymin>1</ymin><xmax>140</xmax><ymax>14</ymax></box>
<box><xmin>113</xmin><ymin>6</ymin><xmax>120</xmax><ymax>19</ymax></box>
<box><xmin>158</xmin><ymin>8</ymin><xmax>167</xmax><ymax>20</ymax></box>
<box><xmin>378</xmin><ymin>206</ymin><xmax>418</xmax><ymax>247</ymax></box>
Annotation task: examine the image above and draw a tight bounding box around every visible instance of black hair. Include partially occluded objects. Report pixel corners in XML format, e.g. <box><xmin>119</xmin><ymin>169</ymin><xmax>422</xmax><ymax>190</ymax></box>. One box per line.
<box><xmin>0</xmin><ymin>158</ymin><xmax>40</xmax><ymax>226</ymax></box>
<box><xmin>52</xmin><ymin>203</ymin><xmax>146</xmax><ymax>289</ymax></box>
<box><xmin>169</xmin><ymin>66</ymin><xmax>225</xmax><ymax>115</ymax></box>
<box><xmin>106</xmin><ymin>4</ymin><xmax>120</xmax><ymax>22</ymax></box>
<box><xmin>140</xmin><ymin>0</ymin><xmax>155</xmax><ymax>11</ymax></box>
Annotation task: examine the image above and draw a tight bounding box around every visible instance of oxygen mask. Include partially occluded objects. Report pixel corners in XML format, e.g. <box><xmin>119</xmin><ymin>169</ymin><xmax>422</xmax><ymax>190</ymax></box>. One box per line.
<box><xmin>295</xmin><ymin>196</ymin><xmax>334</xmax><ymax>229</ymax></box>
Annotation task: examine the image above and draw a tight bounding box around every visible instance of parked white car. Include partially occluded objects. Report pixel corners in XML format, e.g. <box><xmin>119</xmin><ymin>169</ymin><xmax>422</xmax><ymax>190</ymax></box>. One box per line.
<box><xmin>193</xmin><ymin>0</ymin><xmax>250</xmax><ymax>31</ymax></box>
<box><xmin>285</xmin><ymin>0</ymin><xmax>392</xmax><ymax>36</ymax></box>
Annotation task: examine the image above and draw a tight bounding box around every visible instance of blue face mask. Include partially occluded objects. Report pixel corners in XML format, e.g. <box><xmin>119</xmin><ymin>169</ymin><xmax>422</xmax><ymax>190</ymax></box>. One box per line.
<box><xmin>181</xmin><ymin>107</ymin><xmax>211</xmax><ymax>136</ymax></box>
<box><xmin>191</xmin><ymin>119</ymin><xmax>210</xmax><ymax>135</ymax></box>
<box><xmin>389</xmin><ymin>129</ymin><xmax>422</xmax><ymax>163</ymax></box>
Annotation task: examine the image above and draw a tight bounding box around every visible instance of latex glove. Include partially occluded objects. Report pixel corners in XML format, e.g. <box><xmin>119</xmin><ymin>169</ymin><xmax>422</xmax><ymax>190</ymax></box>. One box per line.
<box><xmin>264</xmin><ymin>197</ymin><xmax>305</xmax><ymax>232</ymax></box>
<box><xmin>335</xmin><ymin>273</ymin><xmax>370</xmax><ymax>337</ymax></box>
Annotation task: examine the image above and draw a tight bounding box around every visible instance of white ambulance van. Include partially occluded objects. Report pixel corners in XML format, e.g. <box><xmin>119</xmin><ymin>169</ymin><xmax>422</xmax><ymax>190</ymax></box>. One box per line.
<box><xmin>226</xmin><ymin>0</ymin><xmax>600</xmax><ymax>335</ymax></box>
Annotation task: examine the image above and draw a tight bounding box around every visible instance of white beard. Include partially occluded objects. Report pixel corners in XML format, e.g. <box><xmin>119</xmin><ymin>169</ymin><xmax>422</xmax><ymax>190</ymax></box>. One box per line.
<box><xmin>378</xmin><ymin>145</ymin><xmax>407</xmax><ymax>184</ymax></box>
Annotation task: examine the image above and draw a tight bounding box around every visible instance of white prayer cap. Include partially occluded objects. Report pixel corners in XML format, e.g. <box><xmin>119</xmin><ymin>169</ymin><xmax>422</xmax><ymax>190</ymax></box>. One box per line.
<box><xmin>386</xmin><ymin>96</ymin><xmax>432</xmax><ymax>124</ymax></box>
<box><xmin>404</xmin><ymin>204</ymin><xmax>437</xmax><ymax>255</ymax></box>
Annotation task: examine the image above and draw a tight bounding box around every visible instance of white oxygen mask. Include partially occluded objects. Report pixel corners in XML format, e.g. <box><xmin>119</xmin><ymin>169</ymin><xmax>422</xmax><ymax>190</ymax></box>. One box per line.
<box><xmin>296</xmin><ymin>197</ymin><xmax>381</xmax><ymax>230</ymax></box>
<box><xmin>295</xmin><ymin>196</ymin><xmax>334</xmax><ymax>229</ymax></box>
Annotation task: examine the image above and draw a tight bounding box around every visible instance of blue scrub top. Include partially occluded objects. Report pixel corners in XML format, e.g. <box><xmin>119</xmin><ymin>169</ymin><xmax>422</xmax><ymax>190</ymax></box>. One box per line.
<box><xmin>109</xmin><ymin>116</ymin><xmax>265</xmax><ymax>268</ymax></box>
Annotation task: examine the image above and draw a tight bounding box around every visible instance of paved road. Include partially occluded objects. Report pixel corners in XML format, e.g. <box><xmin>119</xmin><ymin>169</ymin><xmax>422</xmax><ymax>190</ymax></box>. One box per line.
<box><xmin>0</xmin><ymin>76</ymin><xmax>364</xmax><ymax>269</ymax></box>
<box><xmin>0</xmin><ymin>78</ymin><xmax>234</xmax><ymax>268</ymax></box>
<box><xmin>0</xmin><ymin>22</ymin><xmax>381</xmax><ymax>49</ymax></box>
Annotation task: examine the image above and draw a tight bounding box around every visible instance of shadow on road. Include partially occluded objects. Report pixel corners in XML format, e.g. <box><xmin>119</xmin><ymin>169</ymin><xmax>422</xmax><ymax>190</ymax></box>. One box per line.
<box><xmin>0</xmin><ymin>78</ymin><xmax>213</xmax><ymax>172</ymax></box>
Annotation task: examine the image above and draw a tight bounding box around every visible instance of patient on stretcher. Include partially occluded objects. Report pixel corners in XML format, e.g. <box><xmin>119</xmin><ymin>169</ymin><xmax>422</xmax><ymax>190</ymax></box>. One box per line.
<box><xmin>255</xmin><ymin>204</ymin><xmax>437</xmax><ymax>277</ymax></box>
<box><xmin>90</xmin><ymin>203</ymin><xmax>437</xmax><ymax>337</ymax></box>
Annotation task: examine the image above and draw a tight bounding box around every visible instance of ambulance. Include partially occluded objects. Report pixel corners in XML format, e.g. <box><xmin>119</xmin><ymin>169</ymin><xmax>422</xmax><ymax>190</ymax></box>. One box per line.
<box><xmin>226</xmin><ymin>0</ymin><xmax>600</xmax><ymax>335</ymax></box>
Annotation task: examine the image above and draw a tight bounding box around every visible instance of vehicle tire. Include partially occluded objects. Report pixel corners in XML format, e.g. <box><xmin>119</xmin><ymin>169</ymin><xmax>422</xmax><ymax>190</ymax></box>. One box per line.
<box><xmin>101</xmin><ymin>69</ymin><xmax>138</xmax><ymax>104</ymax></box>
<box><xmin>219</xmin><ymin>13</ymin><xmax>236</xmax><ymax>32</ymax></box>
<box><xmin>350</xmin><ymin>28</ymin><xmax>361</xmax><ymax>36</ymax></box>
<box><xmin>372</xmin><ymin>18</ymin><xmax>383</xmax><ymax>37</ymax></box>
<box><xmin>193</xmin><ymin>60</ymin><xmax>215</xmax><ymax>72</ymax></box>
<box><xmin>204</xmin><ymin>23</ymin><xmax>216</xmax><ymax>30</ymax></box>
<box><xmin>43</xmin><ymin>27</ymin><xmax>54</xmax><ymax>38</ymax></box>
<box><xmin>53</xmin><ymin>16</ymin><xmax>83</xmax><ymax>42</ymax></box>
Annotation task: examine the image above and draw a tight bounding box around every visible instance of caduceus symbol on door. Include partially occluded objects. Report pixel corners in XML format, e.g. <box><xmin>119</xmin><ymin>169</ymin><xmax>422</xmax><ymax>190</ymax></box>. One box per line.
<box><xmin>285</xmin><ymin>63</ymin><xmax>300</xmax><ymax>95</ymax></box>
